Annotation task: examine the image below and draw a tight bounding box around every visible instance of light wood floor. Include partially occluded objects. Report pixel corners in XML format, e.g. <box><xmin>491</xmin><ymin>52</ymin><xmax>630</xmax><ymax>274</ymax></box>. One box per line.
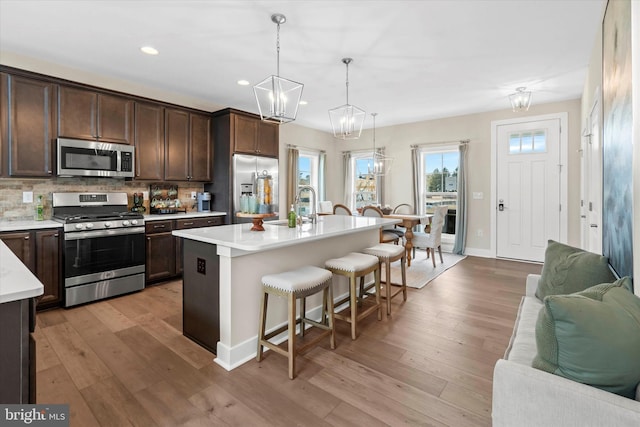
<box><xmin>35</xmin><ymin>256</ymin><xmax>541</xmax><ymax>426</ymax></box>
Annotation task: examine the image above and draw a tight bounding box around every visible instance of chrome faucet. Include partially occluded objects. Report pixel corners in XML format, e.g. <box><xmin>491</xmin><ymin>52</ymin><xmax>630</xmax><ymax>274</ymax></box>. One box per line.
<box><xmin>297</xmin><ymin>185</ymin><xmax>317</xmax><ymax>224</ymax></box>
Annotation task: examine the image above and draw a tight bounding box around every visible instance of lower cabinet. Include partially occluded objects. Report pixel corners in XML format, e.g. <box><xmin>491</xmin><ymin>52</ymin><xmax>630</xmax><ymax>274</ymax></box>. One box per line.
<box><xmin>145</xmin><ymin>216</ymin><xmax>223</xmax><ymax>284</ymax></box>
<box><xmin>0</xmin><ymin>229</ymin><xmax>62</xmax><ymax>310</ymax></box>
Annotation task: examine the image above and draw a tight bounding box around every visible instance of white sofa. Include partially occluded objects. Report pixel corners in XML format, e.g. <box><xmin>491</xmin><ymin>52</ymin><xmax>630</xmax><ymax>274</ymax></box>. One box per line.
<box><xmin>492</xmin><ymin>274</ymin><xmax>640</xmax><ymax>427</ymax></box>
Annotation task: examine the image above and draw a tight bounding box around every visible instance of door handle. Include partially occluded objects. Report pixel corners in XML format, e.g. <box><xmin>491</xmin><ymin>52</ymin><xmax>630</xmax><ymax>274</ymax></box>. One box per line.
<box><xmin>498</xmin><ymin>199</ymin><xmax>505</xmax><ymax>211</ymax></box>
<box><xmin>590</xmin><ymin>224</ymin><xmax>598</xmax><ymax>228</ymax></box>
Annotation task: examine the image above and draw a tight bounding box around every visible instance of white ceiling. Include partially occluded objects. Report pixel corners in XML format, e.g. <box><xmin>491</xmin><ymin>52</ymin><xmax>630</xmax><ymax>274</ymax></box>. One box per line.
<box><xmin>0</xmin><ymin>0</ymin><xmax>605</xmax><ymax>133</ymax></box>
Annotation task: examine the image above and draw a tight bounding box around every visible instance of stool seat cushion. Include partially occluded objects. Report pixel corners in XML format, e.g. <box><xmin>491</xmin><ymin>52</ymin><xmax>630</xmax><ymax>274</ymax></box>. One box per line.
<box><xmin>262</xmin><ymin>266</ymin><xmax>332</xmax><ymax>293</ymax></box>
<box><xmin>325</xmin><ymin>252</ymin><xmax>379</xmax><ymax>272</ymax></box>
<box><xmin>362</xmin><ymin>243</ymin><xmax>405</xmax><ymax>259</ymax></box>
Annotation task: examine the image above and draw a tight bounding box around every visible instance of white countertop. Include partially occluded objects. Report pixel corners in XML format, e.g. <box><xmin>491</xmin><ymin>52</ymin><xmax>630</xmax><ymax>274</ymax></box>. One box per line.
<box><xmin>0</xmin><ymin>220</ymin><xmax>61</xmax><ymax>232</ymax></box>
<box><xmin>172</xmin><ymin>214</ymin><xmax>400</xmax><ymax>252</ymax></box>
<box><xmin>0</xmin><ymin>240</ymin><xmax>44</xmax><ymax>303</ymax></box>
<box><xmin>144</xmin><ymin>211</ymin><xmax>227</xmax><ymax>221</ymax></box>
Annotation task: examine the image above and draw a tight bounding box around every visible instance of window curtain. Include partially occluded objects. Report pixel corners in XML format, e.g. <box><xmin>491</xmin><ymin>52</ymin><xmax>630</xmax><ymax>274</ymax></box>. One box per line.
<box><xmin>343</xmin><ymin>152</ymin><xmax>354</xmax><ymax>210</ymax></box>
<box><xmin>411</xmin><ymin>146</ymin><xmax>420</xmax><ymax>214</ymax></box>
<box><xmin>452</xmin><ymin>143</ymin><xmax>468</xmax><ymax>254</ymax></box>
<box><xmin>376</xmin><ymin>148</ymin><xmax>385</xmax><ymax>206</ymax></box>
<box><xmin>286</xmin><ymin>147</ymin><xmax>299</xmax><ymax>209</ymax></box>
<box><xmin>318</xmin><ymin>151</ymin><xmax>327</xmax><ymax>201</ymax></box>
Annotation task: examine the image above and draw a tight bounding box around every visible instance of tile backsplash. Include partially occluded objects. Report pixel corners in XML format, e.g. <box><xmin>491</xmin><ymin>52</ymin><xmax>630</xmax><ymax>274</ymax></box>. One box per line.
<box><xmin>0</xmin><ymin>178</ymin><xmax>204</xmax><ymax>220</ymax></box>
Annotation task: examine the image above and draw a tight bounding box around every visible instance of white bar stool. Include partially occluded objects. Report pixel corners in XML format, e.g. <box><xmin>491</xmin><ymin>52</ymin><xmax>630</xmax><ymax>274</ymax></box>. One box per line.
<box><xmin>325</xmin><ymin>252</ymin><xmax>381</xmax><ymax>340</ymax></box>
<box><xmin>361</xmin><ymin>243</ymin><xmax>407</xmax><ymax>315</ymax></box>
<box><xmin>257</xmin><ymin>265</ymin><xmax>335</xmax><ymax>379</ymax></box>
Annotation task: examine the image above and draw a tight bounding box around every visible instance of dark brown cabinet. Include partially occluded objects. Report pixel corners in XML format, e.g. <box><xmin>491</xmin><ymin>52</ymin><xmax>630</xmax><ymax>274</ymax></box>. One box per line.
<box><xmin>0</xmin><ymin>73</ymin><xmax>57</xmax><ymax>177</ymax></box>
<box><xmin>0</xmin><ymin>229</ymin><xmax>62</xmax><ymax>310</ymax></box>
<box><xmin>134</xmin><ymin>102</ymin><xmax>165</xmax><ymax>180</ymax></box>
<box><xmin>164</xmin><ymin>109</ymin><xmax>212</xmax><ymax>182</ymax></box>
<box><xmin>58</xmin><ymin>85</ymin><xmax>134</xmax><ymax>145</ymax></box>
<box><xmin>232</xmin><ymin>112</ymin><xmax>278</xmax><ymax>157</ymax></box>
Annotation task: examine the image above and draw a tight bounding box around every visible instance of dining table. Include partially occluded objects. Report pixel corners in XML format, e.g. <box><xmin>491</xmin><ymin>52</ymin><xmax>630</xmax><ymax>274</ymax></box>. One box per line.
<box><xmin>383</xmin><ymin>213</ymin><xmax>432</xmax><ymax>267</ymax></box>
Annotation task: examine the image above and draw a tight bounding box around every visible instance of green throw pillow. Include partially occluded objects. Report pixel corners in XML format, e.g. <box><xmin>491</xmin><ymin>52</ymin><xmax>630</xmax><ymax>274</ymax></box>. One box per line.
<box><xmin>536</xmin><ymin>240</ymin><xmax>617</xmax><ymax>299</ymax></box>
<box><xmin>532</xmin><ymin>278</ymin><xmax>640</xmax><ymax>398</ymax></box>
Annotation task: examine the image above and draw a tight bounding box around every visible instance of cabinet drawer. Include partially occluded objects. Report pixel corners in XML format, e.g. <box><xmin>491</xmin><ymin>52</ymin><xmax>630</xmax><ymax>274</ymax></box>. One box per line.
<box><xmin>145</xmin><ymin>220</ymin><xmax>174</xmax><ymax>234</ymax></box>
<box><xmin>175</xmin><ymin>216</ymin><xmax>223</xmax><ymax>230</ymax></box>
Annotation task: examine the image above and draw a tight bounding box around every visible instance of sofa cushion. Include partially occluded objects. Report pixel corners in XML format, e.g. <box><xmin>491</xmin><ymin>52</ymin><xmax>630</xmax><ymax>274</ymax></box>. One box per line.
<box><xmin>535</xmin><ymin>240</ymin><xmax>617</xmax><ymax>300</ymax></box>
<box><xmin>504</xmin><ymin>296</ymin><xmax>543</xmax><ymax>366</ymax></box>
<box><xmin>533</xmin><ymin>278</ymin><xmax>640</xmax><ymax>398</ymax></box>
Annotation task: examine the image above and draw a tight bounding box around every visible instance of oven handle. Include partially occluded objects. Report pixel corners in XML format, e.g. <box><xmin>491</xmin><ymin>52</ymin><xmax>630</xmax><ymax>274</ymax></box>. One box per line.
<box><xmin>64</xmin><ymin>227</ymin><xmax>145</xmax><ymax>240</ymax></box>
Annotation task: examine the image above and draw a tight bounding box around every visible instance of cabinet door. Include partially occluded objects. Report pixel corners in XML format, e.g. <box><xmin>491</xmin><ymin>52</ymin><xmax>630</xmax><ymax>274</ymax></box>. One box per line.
<box><xmin>5</xmin><ymin>75</ymin><xmax>57</xmax><ymax>177</ymax></box>
<box><xmin>164</xmin><ymin>108</ymin><xmax>190</xmax><ymax>181</ymax></box>
<box><xmin>257</xmin><ymin>121</ymin><xmax>278</xmax><ymax>157</ymax></box>
<box><xmin>233</xmin><ymin>114</ymin><xmax>258</xmax><ymax>154</ymax></box>
<box><xmin>34</xmin><ymin>229</ymin><xmax>61</xmax><ymax>309</ymax></box>
<box><xmin>97</xmin><ymin>93</ymin><xmax>133</xmax><ymax>144</ymax></box>
<box><xmin>175</xmin><ymin>236</ymin><xmax>183</xmax><ymax>276</ymax></box>
<box><xmin>0</xmin><ymin>231</ymin><xmax>35</xmax><ymax>271</ymax></box>
<box><xmin>58</xmin><ymin>85</ymin><xmax>97</xmax><ymax>140</ymax></box>
<box><xmin>0</xmin><ymin>73</ymin><xmax>7</xmax><ymax>177</ymax></box>
<box><xmin>189</xmin><ymin>113</ymin><xmax>212</xmax><ymax>181</ymax></box>
<box><xmin>134</xmin><ymin>102</ymin><xmax>164</xmax><ymax>180</ymax></box>
<box><xmin>145</xmin><ymin>232</ymin><xmax>176</xmax><ymax>282</ymax></box>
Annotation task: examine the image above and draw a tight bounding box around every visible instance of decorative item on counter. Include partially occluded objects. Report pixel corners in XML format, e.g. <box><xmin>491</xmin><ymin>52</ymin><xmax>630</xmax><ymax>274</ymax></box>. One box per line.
<box><xmin>288</xmin><ymin>204</ymin><xmax>297</xmax><ymax>228</ymax></box>
<box><xmin>131</xmin><ymin>193</ymin><xmax>146</xmax><ymax>213</ymax></box>
<box><xmin>34</xmin><ymin>195</ymin><xmax>44</xmax><ymax>221</ymax></box>
<box><xmin>149</xmin><ymin>183</ymin><xmax>186</xmax><ymax>214</ymax></box>
<box><xmin>255</xmin><ymin>170</ymin><xmax>273</xmax><ymax>208</ymax></box>
<box><xmin>247</xmin><ymin>195</ymin><xmax>258</xmax><ymax>214</ymax></box>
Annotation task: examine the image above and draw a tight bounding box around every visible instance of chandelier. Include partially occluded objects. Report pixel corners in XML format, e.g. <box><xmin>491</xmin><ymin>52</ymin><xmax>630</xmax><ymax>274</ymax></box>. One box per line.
<box><xmin>329</xmin><ymin>58</ymin><xmax>366</xmax><ymax>139</ymax></box>
<box><xmin>253</xmin><ymin>13</ymin><xmax>304</xmax><ymax>124</ymax></box>
<box><xmin>367</xmin><ymin>113</ymin><xmax>393</xmax><ymax>176</ymax></box>
<box><xmin>509</xmin><ymin>87</ymin><xmax>532</xmax><ymax>112</ymax></box>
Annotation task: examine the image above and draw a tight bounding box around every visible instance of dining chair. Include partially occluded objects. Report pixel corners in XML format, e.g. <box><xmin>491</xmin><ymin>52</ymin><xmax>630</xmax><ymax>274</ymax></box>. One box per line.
<box><xmin>333</xmin><ymin>203</ymin><xmax>352</xmax><ymax>216</ymax></box>
<box><xmin>392</xmin><ymin>203</ymin><xmax>414</xmax><ymax>236</ymax></box>
<box><xmin>411</xmin><ymin>206</ymin><xmax>448</xmax><ymax>267</ymax></box>
<box><xmin>361</xmin><ymin>205</ymin><xmax>400</xmax><ymax>244</ymax></box>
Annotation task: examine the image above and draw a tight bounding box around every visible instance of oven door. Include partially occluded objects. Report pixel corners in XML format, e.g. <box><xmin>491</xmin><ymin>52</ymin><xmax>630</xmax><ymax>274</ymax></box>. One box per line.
<box><xmin>63</xmin><ymin>227</ymin><xmax>145</xmax><ymax>286</ymax></box>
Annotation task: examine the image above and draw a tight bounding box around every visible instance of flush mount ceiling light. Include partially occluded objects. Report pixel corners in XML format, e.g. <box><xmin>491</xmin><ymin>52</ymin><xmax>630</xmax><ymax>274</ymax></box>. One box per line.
<box><xmin>367</xmin><ymin>113</ymin><xmax>393</xmax><ymax>176</ymax></box>
<box><xmin>253</xmin><ymin>13</ymin><xmax>304</xmax><ymax>124</ymax></box>
<box><xmin>329</xmin><ymin>58</ymin><xmax>366</xmax><ymax>139</ymax></box>
<box><xmin>509</xmin><ymin>87</ymin><xmax>532</xmax><ymax>112</ymax></box>
<box><xmin>140</xmin><ymin>46</ymin><xmax>159</xmax><ymax>55</ymax></box>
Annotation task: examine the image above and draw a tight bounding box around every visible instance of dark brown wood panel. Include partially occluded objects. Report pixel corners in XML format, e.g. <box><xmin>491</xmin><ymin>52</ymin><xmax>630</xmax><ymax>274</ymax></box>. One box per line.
<box><xmin>164</xmin><ymin>108</ymin><xmax>190</xmax><ymax>181</ymax></box>
<box><xmin>145</xmin><ymin>232</ymin><xmax>176</xmax><ymax>282</ymax></box>
<box><xmin>258</xmin><ymin>120</ymin><xmax>279</xmax><ymax>157</ymax></box>
<box><xmin>0</xmin><ymin>73</ymin><xmax>8</xmax><ymax>177</ymax></box>
<box><xmin>189</xmin><ymin>113</ymin><xmax>212</xmax><ymax>182</ymax></box>
<box><xmin>34</xmin><ymin>229</ymin><xmax>61</xmax><ymax>309</ymax></box>
<box><xmin>134</xmin><ymin>102</ymin><xmax>164</xmax><ymax>180</ymax></box>
<box><xmin>233</xmin><ymin>113</ymin><xmax>258</xmax><ymax>154</ymax></box>
<box><xmin>1</xmin><ymin>231</ymin><xmax>35</xmax><ymax>271</ymax></box>
<box><xmin>58</xmin><ymin>85</ymin><xmax>97</xmax><ymax>140</ymax></box>
<box><xmin>96</xmin><ymin>93</ymin><xmax>134</xmax><ymax>144</ymax></box>
<box><xmin>6</xmin><ymin>75</ymin><xmax>56</xmax><ymax>177</ymax></box>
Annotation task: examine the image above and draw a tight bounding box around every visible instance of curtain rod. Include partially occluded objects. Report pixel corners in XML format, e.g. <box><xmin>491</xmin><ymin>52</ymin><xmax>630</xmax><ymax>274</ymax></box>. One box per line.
<box><xmin>341</xmin><ymin>147</ymin><xmax>387</xmax><ymax>155</ymax></box>
<box><xmin>410</xmin><ymin>139</ymin><xmax>470</xmax><ymax>148</ymax></box>
<box><xmin>287</xmin><ymin>144</ymin><xmax>325</xmax><ymax>154</ymax></box>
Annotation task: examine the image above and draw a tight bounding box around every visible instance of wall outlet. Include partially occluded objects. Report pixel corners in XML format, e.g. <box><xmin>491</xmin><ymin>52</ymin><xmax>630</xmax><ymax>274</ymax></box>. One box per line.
<box><xmin>477</xmin><ymin>229</ymin><xmax>484</xmax><ymax>237</ymax></box>
<box><xmin>142</xmin><ymin>191</ymin><xmax>149</xmax><ymax>200</ymax></box>
<box><xmin>23</xmin><ymin>191</ymin><xmax>33</xmax><ymax>203</ymax></box>
<box><xmin>197</xmin><ymin>258</ymin><xmax>206</xmax><ymax>275</ymax></box>
<box><xmin>472</xmin><ymin>192</ymin><xmax>484</xmax><ymax>200</ymax></box>
<box><xmin>191</xmin><ymin>192</ymin><xmax>197</xmax><ymax>200</ymax></box>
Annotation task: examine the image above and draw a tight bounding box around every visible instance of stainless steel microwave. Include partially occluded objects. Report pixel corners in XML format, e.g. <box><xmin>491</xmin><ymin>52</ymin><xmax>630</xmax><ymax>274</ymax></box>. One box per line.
<box><xmin>57</xmin><ymin>138</ymin><xmax>135</xmax><ymax>178</ymax></box>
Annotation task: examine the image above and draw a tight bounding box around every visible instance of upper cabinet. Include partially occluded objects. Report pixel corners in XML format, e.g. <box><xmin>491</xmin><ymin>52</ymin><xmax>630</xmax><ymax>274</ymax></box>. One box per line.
<box><xmin>58</xmin><ymin>85</ymin><xmax>134</xmax><ymax>145</ymax></box>
<box><xmin>164</xmin><ymin>108</ymin><xmax>212</xmax><ymax>182</ymax></box>
<box><xmin>232</xmin><ymin>112</ymin><xmax>279</xmax><ymax>157</ymax></box>
<box><xmin>134</xmin><ymin>102</ymin><xmax>165</xmax><ymax>180</ymax></box>
<box><xmin>0</xmin><ymin>73</ymin><xmax>57</xmax><ymax>177</ymax></box>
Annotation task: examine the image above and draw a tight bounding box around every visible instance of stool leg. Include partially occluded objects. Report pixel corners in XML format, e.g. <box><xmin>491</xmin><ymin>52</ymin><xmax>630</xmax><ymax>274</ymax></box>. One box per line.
<box><xmin>300</xmin><ymin>296</ymin><xmax>306</xmax><ymax>338</ymax></box>
<box><xmin>375</xmin><ymin>266</ymin><xmax>382</xmax><ymax>321</ymax></box>
<box><xmin>401</xmin><ymin>255</ymin><xmax>407</xmax><ymax>301</ymax></box>
<box><xmin>350</xmin><ymin>275</ymin><xmax>358</xmax><ymax>340</ymax></box>
<box><xmin>288</xmin><ymin>292</ymin><xmax>296</xmax><ymax>380</ymax></box>
<box><xmin>257</xmin><ymin>291</ymin><xmax>268</xmax><ymax>362</ymax></box>
<box><xmin>326</xmin><ymin>284</ymin><xmax>336</xmax><ymax>349</ymax></box>
<box><xmin>384</xmin><ymin>259</ymin><xmax>392</xmax><ymax>315</ymax></box>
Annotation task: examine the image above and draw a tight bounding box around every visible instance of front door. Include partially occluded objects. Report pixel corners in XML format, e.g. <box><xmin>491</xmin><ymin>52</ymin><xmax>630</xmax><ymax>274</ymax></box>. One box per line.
<box><xmin>496</xmin><ymin>118</ymin><xmax>561</xmax><ymax>262</ymax></box>
<box><xmin>581</xmin><ymin>99</ymin><xmax>603</xmax><ymax>253</ymax></box>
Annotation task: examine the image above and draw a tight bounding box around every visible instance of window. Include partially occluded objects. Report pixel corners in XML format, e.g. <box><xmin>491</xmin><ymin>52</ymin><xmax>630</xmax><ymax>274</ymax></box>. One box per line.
<box><xmin>509</xmin><ymin>130</ymin><xmax>547</xmax><ymax>154</ymax></box>
<box><xmin>419</xmin><ymin>147</ymin><xmax>459</xmax><ymax>234</ymax></box>
<box><xmin>346</xmin><ymin>152</ymin><xmax>381</xmax><ymax>211</ymax></box>
<box><xmin>297</xmin><ymin>150</ymin><xmax>321</xmax><ymax>216</ymax></box>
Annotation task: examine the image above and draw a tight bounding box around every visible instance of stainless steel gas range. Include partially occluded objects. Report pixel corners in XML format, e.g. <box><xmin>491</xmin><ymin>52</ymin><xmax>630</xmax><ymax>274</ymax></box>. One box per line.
<box><xmin>52</xmin><ymin>192</ymin><xmax>145</xmax><ymax>307</ymax></box>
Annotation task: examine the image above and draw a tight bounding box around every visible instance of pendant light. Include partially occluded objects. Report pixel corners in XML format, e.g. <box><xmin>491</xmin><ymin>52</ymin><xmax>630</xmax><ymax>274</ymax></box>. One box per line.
<box><xmin>329</xmin><ymin>58</ymin><xmax>366</xmax><ymax>139</ymax></box>
<box><xmin>253</xmin><ymin>13</ymin><xmax>304</xmax><ymax>124</ymax></box>
<box><xmin>367</xmin><ymin>113</ymin><xmax>393</xmax><ymax>176</ymax></box>
<box><xmin>509</xmin><ymin>87</ymin><xmax>532</xmax><ymax>112</ymax></box>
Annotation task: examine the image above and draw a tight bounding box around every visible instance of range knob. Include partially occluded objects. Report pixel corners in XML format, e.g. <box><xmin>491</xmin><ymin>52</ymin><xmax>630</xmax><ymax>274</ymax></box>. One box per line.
<box><xmin>104</xmin><ymin>222</ymin><xmax>112</xmax><ymax>228</ymax></box>
<box><xmin>86</xmin><ymin>223</ymin><xmax>94</xmax><ymax>229</ymax></box>
<box><xmin>131</xmin><ymin>219</ymin><xmax>138</xmax><ymax>225</ymax></box>
<box><xmin>75</xmin><ymin>223</ymin><xmax>84</xmax><ymax>230</ymax></box>
<box><xmin>122</xmin><ymin>220</ymin><xmax>130</xmax><ymax>226</ymax></box>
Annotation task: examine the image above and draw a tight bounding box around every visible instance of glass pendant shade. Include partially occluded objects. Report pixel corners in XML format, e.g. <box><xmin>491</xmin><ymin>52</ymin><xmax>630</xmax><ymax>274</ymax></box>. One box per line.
<box><xmin>367</xmin><ymin>113</ymin><xmax>393</xmax><ymax>176</ymax></box>
<box><xmin>329</xmin><ymin>58</ymin><xmax>366</xmax><ymax>139</ymax></box>
<box><xmin>253</xmin><ymin>13</ymin><xmax>303</xmax><ymax>124</ymax></box>
<box><xmin>509</xmin><ymin>87</ymin><xmax>532</xmax><ymax>112</ymax></box>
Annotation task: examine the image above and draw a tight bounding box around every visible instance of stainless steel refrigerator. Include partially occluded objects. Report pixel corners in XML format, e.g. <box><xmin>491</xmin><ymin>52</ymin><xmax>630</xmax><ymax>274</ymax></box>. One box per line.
<box><xmin>232</xmin><ymin>154</ymin><xmax>279</xmax><ymax>224</ymax></box>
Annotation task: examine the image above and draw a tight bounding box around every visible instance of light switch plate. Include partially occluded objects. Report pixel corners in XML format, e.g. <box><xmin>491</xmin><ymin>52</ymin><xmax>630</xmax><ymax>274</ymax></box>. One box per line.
<box><xmin>23</xmin><ymin>191</ymin><xmax>33</xmax><ymax>203</ymax></box>
<box><xmin>472</xmin><ymin>192</ymin><xmax>484</xmax><ymax>200</ymax></box>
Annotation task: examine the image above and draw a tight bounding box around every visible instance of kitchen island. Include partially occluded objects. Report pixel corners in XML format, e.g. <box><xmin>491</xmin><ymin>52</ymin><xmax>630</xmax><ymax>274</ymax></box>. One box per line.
<box><xmin>173</xmin><ymin>214</ymin><xmax>399</xmax><ymax>371</ymax></box>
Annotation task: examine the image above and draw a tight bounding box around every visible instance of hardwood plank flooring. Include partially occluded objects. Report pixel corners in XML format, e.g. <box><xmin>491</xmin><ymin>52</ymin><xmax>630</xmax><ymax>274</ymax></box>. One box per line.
<box><xmin>35</xmin><ymin>256</ymin><xmax>541</xmax><ymax>426</ymax></box>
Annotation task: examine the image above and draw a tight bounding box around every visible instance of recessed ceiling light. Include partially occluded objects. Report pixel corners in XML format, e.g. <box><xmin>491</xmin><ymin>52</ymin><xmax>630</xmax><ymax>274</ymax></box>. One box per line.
<box><xmin>237</xmin><ymin>80</ymin><xmax>250</xmax><ymax>86</ymax></box>
<box><xmin>140</xmin><ymin>46</ymin><xmax>159</xmax><ymax>55</ymax></box>
<box><xmin>299</xmin><ymin>100</ymin><xmax>308</xmax><ymax>105</ymax></box>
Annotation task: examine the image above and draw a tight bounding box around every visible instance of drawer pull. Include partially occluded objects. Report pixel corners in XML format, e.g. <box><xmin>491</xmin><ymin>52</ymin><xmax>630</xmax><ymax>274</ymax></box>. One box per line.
<box><xmin>24</xmin><ymin>236</ymin><xmax>29</xmax><ymax>240</ymax></box>
<box><xmin>183</xmin><ymin>222</ymin><xmax>194</xmax><ymax>226</ymax></box>
<box><xmin>154</xmin><ymin>225</ymin><xmax>165</xmax><ymax>229</ymax></box>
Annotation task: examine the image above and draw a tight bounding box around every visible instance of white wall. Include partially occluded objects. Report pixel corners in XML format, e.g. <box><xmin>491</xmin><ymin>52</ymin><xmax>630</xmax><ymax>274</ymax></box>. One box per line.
<box><xmin>633</xmin><ymin>0</ymin><xmax>640</xmax><ymax>296</ymax></box>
